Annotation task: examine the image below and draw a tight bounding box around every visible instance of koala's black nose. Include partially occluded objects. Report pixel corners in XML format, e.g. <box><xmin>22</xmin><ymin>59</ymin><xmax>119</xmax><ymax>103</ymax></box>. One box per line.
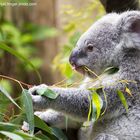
<box><xmin>69</xmin><ymin>51</ymin><xmax>78</xmax><ymax>66</ymax></box>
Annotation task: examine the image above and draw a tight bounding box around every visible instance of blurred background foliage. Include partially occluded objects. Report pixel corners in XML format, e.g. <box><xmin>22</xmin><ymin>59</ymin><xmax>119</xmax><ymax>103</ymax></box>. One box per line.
<box><xmin>0</xmin><ymin>0</ymin><xmax>105</xmax><ymax>139</ymax></box>
<box><xmin>53</xmin><ymin>0</ymin><xmax>104</xmax><ymax>84</ymax></box>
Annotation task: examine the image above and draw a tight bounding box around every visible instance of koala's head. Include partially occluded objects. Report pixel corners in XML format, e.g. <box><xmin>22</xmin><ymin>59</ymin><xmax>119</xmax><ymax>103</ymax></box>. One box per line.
<box><xmin>69</xmin><ymin>11</ymin><xmax>140</xmax><ymax>78</ymax></box>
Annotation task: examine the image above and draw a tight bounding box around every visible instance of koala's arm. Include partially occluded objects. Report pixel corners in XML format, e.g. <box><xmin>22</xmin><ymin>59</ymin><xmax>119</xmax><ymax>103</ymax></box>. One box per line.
<box><xmin>30</xmin><ymin>78</ymin><xmax>131</xmax><ymax>122</ymax></box>
<box><xmin>30</xmin><ymin>85</ymin><xmax>91</xmax><ymax>122</ymax></box>
<box><xmin>34</xmin><ymin>110</ymin><xmax>81</xmax><ymax>129</ymax></box>
<box><xmin>22</xmin><ymin>110</ymin><xmax>80</xmax><ymax>131</ymax></box>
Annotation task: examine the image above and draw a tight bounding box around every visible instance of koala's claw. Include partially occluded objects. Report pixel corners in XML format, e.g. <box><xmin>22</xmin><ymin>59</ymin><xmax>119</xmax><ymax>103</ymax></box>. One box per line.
<box><xmin>31</xmin><ymin>90</ymin><xmax>38</xmax><ymax>95</ymax></box>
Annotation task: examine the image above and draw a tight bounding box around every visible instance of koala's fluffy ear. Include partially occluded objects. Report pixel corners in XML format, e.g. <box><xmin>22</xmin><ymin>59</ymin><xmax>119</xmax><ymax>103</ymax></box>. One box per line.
<box><xmin>118</xmin><ymin>11</ymin><xmax>140</xmax><ymax>33</ymax></box>
<box><xmin>117</xmin><ymin>11</ymin><xmax>140</xmax><ymax>50</ymax></box>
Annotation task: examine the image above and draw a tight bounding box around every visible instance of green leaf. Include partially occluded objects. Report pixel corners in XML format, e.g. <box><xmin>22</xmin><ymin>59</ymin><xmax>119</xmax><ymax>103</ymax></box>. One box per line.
<box><xmin>10</xmin><ymin>114</ymin><xmax>25</xmax><ymax>125</ymax></box>
<box><xmin>51</xmin><ymin>127</ymin><xmax>68</xmax><ymax>140</ymax></box>
<box><xmin>117</xmin><ymin>90</ymin><xmax>128</xmax><ymax>112</ymax></box>
<box><xmin>14</xmin><ymin>0</ymin><xmax>29</xmax><ymax>3</ymax></box>
<box><xmin>87</xmin><ymin>95</ymin><xmax>92</xmax><ymax>122</ymax></box>
<box><xmin>0</xmin><ymin>122</ymin><xmax>19</xmax><ymax>131</ymax></box>
<box><xmin>1</xmin><ymin>23</ymin><xmax>21</xmax><ymax>47</ymax></box>
<box><xmin>0</xmin><ymin>43</ymin><xmax>41</xmax><ymax>82</ymax></box>
<box><xmin>14</xmin><ymin>130</ymin><xmax>41</xmax><ymax>140</ymax></box>
<box><xmin>0</xmin><ymin>85</ymin><xmax>21</xmax><ymax>110</ymax></box>
<box><xmin>34</xmin><ymin>116</ymin><xmax>67</xmax><ymax>140</ymax></box>
<box><xmin>22</xmin><ymin>89</ymin><xmax>34</xmax><ymax>134</ymax></box>
<box><xmin>63</xmin><ymin>63</ymin><xmax>73</xmax><ymax>78</ymax></box>
<box><xmin>37</xmin><ymin>87</ymin><xmax>59</xmax><ymax>99</ymax></box>
<box><xmin>0</xmin><ymin>80</ymin><xmax>12</xmax><ymax>93</ymax></box>
<box><xmin>92</xmin><ymin>91</ymin><xmax>103</xmax><ymax>120</ymax></box>
<box><xmin>0</xmin><ymin>131</ymin><xmax>23</xmax><ymax>140</ymax></box>
<box><xmin>34</xmin><ymin>115</ymin><xmax>52</xmax><ymax>134</ymax></box>
<box><xmin>21</xmin><ymin>25</ymin><xmax>58</xmax><ymax>43</ymax></box>
<box><xmin>125</xmin><ymin>87</ymin><xmax>133</xmax><ymax>96</ymax></box>
<box><xmin>0</xmin><ymin>122</ymin><xmax>19</xmax><ymax>127</ymax></box>
<box><xmin>24</xmin><ymin>58</ymin><xmax>42</xmax><ymax>72</ymax></box>
<box><xmin>35</xmin><ymin>133</ymin><xmax>51</xmax><ymax>140</ymax></box>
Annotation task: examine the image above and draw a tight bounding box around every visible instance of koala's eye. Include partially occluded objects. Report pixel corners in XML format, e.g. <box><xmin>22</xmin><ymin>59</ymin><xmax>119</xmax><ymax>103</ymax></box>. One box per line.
<box><xmin>86</xmin><ymin>45</ymin><xmax>94</xmax><ymax>52</ymax></box>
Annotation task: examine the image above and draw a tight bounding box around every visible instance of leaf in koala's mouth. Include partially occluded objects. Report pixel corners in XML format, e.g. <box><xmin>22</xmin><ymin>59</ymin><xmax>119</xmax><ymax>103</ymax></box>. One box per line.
<box><xmin>84</xmin><ymin>66</ymin><xmax>100</xmax><ymax>79</ymax></box>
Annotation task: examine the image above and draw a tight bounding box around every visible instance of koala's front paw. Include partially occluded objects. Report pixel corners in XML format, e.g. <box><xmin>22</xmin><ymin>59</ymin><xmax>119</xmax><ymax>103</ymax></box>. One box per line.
<box><xmin>29</xmin><ymin>84</ymin><xmax>49</xmax><ymax>111</ymax></box>
<box><xmin>29</xmin><ymin>84</ymin><xmax>48</xmax><ymax>95</ymax></box>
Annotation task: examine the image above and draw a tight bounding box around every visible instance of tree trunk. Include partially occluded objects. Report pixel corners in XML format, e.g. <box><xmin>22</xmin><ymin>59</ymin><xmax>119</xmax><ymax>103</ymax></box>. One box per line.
<box><xmin>10</xmin><ymin>0</ymin><xmax>62</xmax><ymax>85</ymax></box>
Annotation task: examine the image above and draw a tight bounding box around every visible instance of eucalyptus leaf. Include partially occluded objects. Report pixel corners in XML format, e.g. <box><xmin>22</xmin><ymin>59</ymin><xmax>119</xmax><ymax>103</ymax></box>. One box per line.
<box><xmin>92</xmin><ymin>91</ymin><xmax>103</xmax><ymax>120</ymax></box>
<box><xmin>0</xmin><ymin>122</ymin><xmax>19</xmax><ymax>131</ymax></box>
<box><xmin>34</xmin><ymin>115</ymin><xmax>52</xmax><ymax>134</ymax></box>
<box><xmin>125</xmin><ymin>87</ymin><xmax>133</xmax><ymax>96</ymax></box>
<box><xmin>14</xmin><ymin>130</ymin><xmax>41</xmax><ymax>140</ymax></box>
<box><xmin>51</xmin><ymin>127</ymin><xmax>68</xmax><ymax>140</ymax></box>
<box><xmin>117</xmin><ymin>90</ymin><xmax>128</xmax><ymax>112</ymax></box>
<box><xmin>22</xmin><ymin>89</ymin><xmax>34</xmax><ymax>135</ymax></box>
<box><xmin>0</xmin><ymin>131</ymin><xmax>23</xmax><ymax>140</ymax></box>
<box><xmin>0</xmin><ymin>85</ymin><xmax>21</xmax><ymax>110</ymax></box>
<box><xmin>34</xmin><ymin>115</ymin><xmax>67</xmax><ymax>140</ymax></box>
<box><xmin>0</xmin><ymin>43</ymin><xmax>41</xmax><ymax>82</ymax></box>
<box><xmin>35</xmin><ymin>133</ymin><xmax>51</xmax><ymax>140</ymax></box>
<box><xmin>87</xmin><ymin>95</ymin><xmax>92</xmax><ymax>122</ymax></box>
<box><xmin>37</xmin><ymin>87</ymin><xmax>59</xmax><ymax>99</ymax></box>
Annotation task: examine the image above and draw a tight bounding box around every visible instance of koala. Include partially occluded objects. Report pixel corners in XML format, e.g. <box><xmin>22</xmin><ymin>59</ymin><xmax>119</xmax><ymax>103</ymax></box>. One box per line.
<box><xmin>28</xmin><ymin>11</ymin><xmax>140</xmax><ymax>140</ymax></box>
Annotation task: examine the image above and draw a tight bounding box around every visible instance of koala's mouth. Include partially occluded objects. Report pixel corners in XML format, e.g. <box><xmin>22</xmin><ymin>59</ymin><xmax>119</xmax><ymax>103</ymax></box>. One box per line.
<box><xmin>72</xmin><ymin>65</ymin><xmax>98</xmax><ymax>78</ymax></box>
<box><xmin>72</xmin><ymin>65</ymin><xmax>86</xmax><ymax>74</ymax></box>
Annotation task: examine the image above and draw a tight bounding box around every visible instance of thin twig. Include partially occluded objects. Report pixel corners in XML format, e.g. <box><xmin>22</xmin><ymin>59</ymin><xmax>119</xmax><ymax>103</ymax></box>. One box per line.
<box><xmin>0</xmin><ymin>75</ymin><xmax>32</xmax><ymax>89</ymax></box>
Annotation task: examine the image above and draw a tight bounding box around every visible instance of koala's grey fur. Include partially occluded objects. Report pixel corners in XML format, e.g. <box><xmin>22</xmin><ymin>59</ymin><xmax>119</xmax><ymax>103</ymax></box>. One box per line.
<box><xmin>28</xmin><ymin>11</ymin><xmax>140</xmax><ymax>140</ymax></box>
